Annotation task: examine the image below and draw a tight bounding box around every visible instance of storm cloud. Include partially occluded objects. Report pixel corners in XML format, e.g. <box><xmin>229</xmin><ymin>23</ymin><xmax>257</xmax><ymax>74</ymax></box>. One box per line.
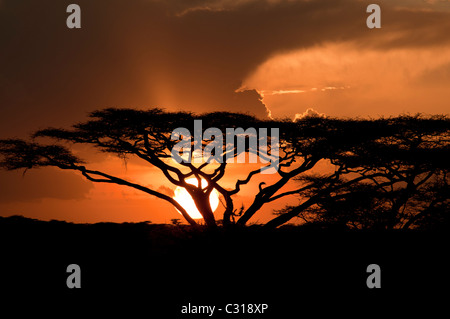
<box><xmin>3</xmin><ymin>0</ymin><xmax>449</xmax><ymax>138</ymax></box>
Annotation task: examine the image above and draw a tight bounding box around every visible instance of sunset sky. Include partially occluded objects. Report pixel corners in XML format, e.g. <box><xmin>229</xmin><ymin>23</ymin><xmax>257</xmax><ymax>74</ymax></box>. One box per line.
<box><xmin>1</xmin><ymin>0</ymin><xmax>449</xmax><ymax>224</ymax></box>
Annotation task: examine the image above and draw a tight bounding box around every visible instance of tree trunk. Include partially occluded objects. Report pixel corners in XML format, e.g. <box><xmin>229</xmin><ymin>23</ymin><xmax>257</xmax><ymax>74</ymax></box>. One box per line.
<box><xmin>192</xmin><ymin>194</ymin><xmax>217</xmax><ymax>228</ymax></box>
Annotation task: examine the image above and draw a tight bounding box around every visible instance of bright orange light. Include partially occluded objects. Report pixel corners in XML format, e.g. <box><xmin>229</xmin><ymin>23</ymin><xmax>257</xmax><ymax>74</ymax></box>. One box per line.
<box><xmin>173</xmin><ymin>178</ymin><xmax>220</xmax><ymax>219</ymax></box>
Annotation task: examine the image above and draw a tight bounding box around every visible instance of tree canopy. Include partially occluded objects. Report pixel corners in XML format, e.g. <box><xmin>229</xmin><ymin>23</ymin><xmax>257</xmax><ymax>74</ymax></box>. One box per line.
<box><xmin>0</xmin><ymin>108</ymin><xmax>448</xmax><ymax>229</ymax></box>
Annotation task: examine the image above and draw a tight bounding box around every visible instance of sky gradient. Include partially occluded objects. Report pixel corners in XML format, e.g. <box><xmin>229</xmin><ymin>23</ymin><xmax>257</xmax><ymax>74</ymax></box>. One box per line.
<box><xmin>1</xmin><ymin>0</ymin><xmax>449</xmax><ymax>223</ymax></box>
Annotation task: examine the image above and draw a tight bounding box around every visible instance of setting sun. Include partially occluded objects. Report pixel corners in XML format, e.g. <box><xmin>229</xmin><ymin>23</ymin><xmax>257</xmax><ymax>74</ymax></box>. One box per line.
<box><xmin>173</xmin><ymin>178</ymin><xmax>220</xmax><ymax>220</ymax></box>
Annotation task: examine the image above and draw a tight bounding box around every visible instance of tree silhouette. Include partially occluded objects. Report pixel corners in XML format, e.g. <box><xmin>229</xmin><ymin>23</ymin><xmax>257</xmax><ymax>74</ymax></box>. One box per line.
<box><xmin>0</xmin><ymin>109</ymin><xmax>448</xmax><ymax>229</ymax></box>
<box><xmin>274</xmin><ymin>115</ymin><xmax>449</xmax><ymax>229</ymax></box>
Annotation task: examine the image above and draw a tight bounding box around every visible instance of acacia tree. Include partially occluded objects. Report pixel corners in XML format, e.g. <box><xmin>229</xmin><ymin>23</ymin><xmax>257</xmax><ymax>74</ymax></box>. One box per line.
<box><xmin>276</xmin><ymin>115</ymin><xmax>450</xmax><ymax>229</ymax></box>
<box><xmin>0</xmin><ymin>109</ymin><xmax>448</xmax><ymax>228</ymax></box>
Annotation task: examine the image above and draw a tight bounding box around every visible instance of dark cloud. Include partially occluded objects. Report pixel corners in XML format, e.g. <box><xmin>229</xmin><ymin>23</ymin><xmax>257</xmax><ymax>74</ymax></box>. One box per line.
<box><xmin>0</xmin><ymin>168</ymin><xmax>93</xmax><ymax>203</ymax></box>
<box><xmin>0</xmin><ymin>0</ymin><xmax>369</xmax><ymax>138</ymax></box>
<box><xmin>0</xmin><ymin>0</ymin><xmax>448</xmax><ymax>131</ymax></box>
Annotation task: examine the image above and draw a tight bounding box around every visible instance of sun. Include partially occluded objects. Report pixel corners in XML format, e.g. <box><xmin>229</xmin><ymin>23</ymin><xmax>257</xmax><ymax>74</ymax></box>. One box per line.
<box><xmin>173</xmin><ymin>178</ymin><xmax>220</xmax><ymax>219</ymax></box>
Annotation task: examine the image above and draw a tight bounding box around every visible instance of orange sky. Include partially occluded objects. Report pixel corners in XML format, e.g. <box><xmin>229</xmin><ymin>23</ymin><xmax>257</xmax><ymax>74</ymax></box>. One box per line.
<box><xmin>1</xmin><ymin>0</ymin><xmax>449</xmax><ymax>224</ymax></box>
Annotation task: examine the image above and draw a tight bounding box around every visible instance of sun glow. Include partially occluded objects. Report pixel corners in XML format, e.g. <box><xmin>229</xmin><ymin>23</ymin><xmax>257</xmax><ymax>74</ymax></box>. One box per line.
<box><xmin>173</xmin><ymin>178</ymin><xmax>220</xmax><ymax>219</ymax></box>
